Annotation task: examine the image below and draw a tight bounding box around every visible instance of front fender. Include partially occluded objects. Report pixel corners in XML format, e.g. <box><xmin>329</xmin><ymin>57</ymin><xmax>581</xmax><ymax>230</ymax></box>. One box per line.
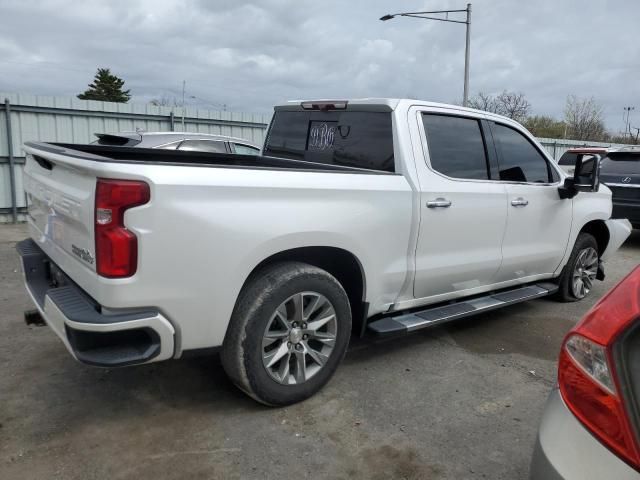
<box><xmin>602</xmin><ymin>218</ymin><xmax>632</xmax><ymax>262</ymax></box>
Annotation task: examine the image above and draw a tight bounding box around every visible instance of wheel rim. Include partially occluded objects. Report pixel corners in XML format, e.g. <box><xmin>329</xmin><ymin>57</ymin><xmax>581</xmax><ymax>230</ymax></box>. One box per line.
<box><xmin>571</xmin><ymin>247</ymin><xmax>598</xmax><ymax>299</ymax></box>
<box><xmin>261</xmin><ymin>292</ymin><xmax>337</xmax><ymax>385</ymax></box>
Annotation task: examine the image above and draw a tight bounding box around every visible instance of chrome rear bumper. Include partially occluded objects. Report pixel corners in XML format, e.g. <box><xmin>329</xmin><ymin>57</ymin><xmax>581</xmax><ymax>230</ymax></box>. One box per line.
<box><xmin>17</xmin><ymin>238</ymin><xmax>175</xmax><ymax>367</ymax></box>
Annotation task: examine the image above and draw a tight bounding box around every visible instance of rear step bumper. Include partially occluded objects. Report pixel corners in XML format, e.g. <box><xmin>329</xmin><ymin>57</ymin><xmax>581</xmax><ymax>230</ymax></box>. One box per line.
<box><xmin>16</xmin><ymin>238</ymin><xmax>175</xmax><ymax>367</ymax></box>
<box><xmin>368</xmin><ymin>283</ymin><xmax>559</xmax><ymax>335</ymax></box>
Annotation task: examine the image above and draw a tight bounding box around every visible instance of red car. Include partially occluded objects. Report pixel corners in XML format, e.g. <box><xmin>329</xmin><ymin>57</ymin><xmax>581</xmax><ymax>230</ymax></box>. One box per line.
<box><xmin>531</xmin><ymin>266</ymin><xmax>640</xmax><ymax>479</ymax></box>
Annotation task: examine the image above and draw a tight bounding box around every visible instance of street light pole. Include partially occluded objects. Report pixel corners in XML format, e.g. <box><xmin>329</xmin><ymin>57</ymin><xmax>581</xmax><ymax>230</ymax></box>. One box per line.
<box><xmin>380</xmin><ymin>3</ymin><xmax>472</xmax><ymax>107</ymax></box>
<box><xmin>463</xmin><ymin>4</ymin><xmax>471</xmax><ymax>108</ymax></box>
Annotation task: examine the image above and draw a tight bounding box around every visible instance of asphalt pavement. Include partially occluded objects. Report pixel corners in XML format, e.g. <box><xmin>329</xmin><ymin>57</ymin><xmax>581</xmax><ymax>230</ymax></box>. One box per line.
<box><xmin>1</xmin><ymin>223</ymin><xmax>639</xmax><ymax>479</ymax></box>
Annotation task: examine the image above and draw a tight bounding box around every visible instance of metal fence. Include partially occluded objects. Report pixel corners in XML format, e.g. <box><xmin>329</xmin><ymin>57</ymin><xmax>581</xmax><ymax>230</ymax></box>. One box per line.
<box><xmin>0</xmin><ymin>93</ymin><xmax>272</xmax><ymax>222</ymax></box>
<box><xmin>0</xmin><ymin>93</ymin><xmax>631</xmax><ymax>223</ymax></box>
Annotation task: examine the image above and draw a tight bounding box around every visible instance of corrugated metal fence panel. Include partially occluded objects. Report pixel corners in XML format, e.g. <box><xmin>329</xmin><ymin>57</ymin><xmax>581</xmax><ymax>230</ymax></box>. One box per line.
<box><xmin>0</xmin><ymin>92</ymin><xmax>271</xmax><ymax>220</ymax></box>
<box><xmin>537</xmin><ymin>137</ymin><xmax>629</xmax><ymax>160</ymax></box>
<box><xmin>0</xmin><ymin>92</ymin><xmax>272</xmax><ymax>159</ymax></box>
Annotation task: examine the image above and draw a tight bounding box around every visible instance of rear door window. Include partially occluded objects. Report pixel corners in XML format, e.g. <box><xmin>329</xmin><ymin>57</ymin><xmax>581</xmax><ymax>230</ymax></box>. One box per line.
<box><xmin>263</xmin><ymin>111</ymin><xmax>395</xmax><ymax>172</ymax></box>
<box><xmin>422</xmin><ymin>114</ymin><xmax>490</xmax><ymax>180</ymax></box>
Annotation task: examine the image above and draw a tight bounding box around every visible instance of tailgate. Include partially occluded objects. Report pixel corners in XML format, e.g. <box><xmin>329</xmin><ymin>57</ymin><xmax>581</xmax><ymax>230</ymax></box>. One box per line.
<box><xmin>23</xmin><ymin>145</ymin><xmax>98</xmax><ymax>273</ymax></box>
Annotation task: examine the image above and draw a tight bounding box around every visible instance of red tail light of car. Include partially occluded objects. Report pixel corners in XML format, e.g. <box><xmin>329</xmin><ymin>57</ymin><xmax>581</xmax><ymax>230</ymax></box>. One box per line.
<box><xmin>558</xmin><ymin>266</ymin><xmax>640</xmax><ymax>470</ymax></box>
<box><xmin>95</xmin><ymin>179</ymin><xmax>150</xmax><ymax>278</ymax></box>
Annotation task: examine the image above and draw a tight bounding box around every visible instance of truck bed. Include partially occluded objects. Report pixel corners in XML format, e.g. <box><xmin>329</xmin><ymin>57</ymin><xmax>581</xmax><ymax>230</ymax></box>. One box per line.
<box><xmin>25</xmin><ymin>141</ymin><xmax>390</xmax><ymax>175</ymax></box>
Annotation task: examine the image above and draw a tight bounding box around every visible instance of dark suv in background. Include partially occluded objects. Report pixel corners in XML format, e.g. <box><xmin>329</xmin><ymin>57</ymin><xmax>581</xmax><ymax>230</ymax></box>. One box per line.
<box><xmin>600</xmin><ymin>147</ymin><xmax>640</xmax><ymax>228</ymax></box>
<box><xmin>558</xmin><ymin>146</ymin><xmax>640</xmax><ymax>229</ymax></box>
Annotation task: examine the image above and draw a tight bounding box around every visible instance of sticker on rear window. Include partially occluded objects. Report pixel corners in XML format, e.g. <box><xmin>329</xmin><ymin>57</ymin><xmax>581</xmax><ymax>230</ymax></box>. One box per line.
<box><xmin>307</xmin><ymin>121</ymin><xmax>337</xmax><ymax>151</ymax></box>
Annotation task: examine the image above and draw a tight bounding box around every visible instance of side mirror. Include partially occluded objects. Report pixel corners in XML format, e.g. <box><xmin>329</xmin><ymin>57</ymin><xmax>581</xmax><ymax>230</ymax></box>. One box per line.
<box><xmin>558</xmin><ymin>154</ymin><xmax>601</xmax><ymax>199</ymax></box>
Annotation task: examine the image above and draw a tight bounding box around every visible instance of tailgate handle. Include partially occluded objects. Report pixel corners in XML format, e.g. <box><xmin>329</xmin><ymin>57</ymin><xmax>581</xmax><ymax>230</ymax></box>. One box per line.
<box><xmin>33</xmin><ymin>155</ymin><xmax>53</xmax><ymax>171</ymax></box>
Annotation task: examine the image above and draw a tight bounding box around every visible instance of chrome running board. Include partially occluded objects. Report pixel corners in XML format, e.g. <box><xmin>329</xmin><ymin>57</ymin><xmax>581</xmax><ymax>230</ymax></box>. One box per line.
<box><xmin>367</xmin><ymin>283</ymin><xmax>558</xmax><ymax>335</ymax></box>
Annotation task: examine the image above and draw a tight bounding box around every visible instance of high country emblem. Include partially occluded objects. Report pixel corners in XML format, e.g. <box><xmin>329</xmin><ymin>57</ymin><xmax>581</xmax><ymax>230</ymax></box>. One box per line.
<box><xmin>72</xmin><ymin>244</ymin><xmax>95</xmax><ymax>264</ymax></box>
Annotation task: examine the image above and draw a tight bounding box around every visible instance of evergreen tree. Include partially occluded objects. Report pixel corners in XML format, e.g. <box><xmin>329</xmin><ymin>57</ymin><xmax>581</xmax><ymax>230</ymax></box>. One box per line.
<box><xmin>77</xmin><ymin>68</ymin><xmax>131</xmax><ymax>103</ymax></box>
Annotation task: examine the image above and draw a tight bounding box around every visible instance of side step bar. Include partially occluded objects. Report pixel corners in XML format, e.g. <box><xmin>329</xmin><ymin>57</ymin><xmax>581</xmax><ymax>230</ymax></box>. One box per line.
<box><xmin>367</xmin><ymin>283</ymin><xmax>559</xmax><ymax>336</ymax></box>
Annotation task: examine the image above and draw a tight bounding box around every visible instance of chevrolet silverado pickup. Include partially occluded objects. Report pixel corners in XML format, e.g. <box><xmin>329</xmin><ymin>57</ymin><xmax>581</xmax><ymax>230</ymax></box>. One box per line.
<box><xmin>17</xmin><ymin>99</ymin><xmax>631</xmax><ymax>405</ymax></box>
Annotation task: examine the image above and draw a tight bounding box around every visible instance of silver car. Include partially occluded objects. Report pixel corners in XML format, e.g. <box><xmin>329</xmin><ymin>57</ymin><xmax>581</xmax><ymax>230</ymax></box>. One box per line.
<box><xmin>530</xmin><ymin>266</ymin><xmax>640</xmax><ymax>479</ymax></box>
<box><xmin>92</xmin><ymin>131</ymin><xmax>261</xmax><ymax>155</ymax></box>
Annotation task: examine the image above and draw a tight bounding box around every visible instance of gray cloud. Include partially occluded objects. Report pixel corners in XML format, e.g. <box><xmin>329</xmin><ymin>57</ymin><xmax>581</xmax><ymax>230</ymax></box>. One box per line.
<box><xmin>1</xmin><ymin>0</ymin><xmax>638</xmax><ymax>132</ymax></box>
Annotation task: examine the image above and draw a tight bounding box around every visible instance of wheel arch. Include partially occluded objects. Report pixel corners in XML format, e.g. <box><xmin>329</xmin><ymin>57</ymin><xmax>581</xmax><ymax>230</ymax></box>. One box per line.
<box><xmin>579</xmin><ymin>219</ymin><xmax>610</xmax><ymax>255</ymax></box>
<box><xmin>240</xmin><ymin>246</ymin><xmax>368</xmax><ymax>336</ymax></box>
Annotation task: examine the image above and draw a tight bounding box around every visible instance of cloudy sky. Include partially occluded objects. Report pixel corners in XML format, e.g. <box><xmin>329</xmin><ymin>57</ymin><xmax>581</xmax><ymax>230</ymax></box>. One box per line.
<box><xmin>1</xmin><ymin>0</ymin><xmax>638</xmax><ymax>131</ymax></box>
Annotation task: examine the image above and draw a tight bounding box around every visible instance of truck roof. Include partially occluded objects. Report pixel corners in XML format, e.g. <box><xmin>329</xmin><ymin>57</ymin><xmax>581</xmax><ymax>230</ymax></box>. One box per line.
<box><xmin>276</xmin><ymin>98</ymin><xmax>518</xmax><ymax>123</ymax></box>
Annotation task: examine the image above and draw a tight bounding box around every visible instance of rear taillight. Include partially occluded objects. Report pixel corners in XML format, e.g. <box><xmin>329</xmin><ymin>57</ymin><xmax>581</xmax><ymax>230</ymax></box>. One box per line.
<box><xmin>95</xmin><ymin>179</ymin><xmax>150</xmax><ymax>278</ymax></box>
<box><xmin>559</xmin><ymin>266</ymin><xmax>640</xmax><ymax>470</ymax></box>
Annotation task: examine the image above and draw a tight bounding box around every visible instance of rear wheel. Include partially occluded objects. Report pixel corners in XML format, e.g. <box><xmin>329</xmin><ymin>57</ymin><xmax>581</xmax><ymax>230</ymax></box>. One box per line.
<box><xmin>556</xmin><ymin>233</ymin><xmax>599</xmax><ymax>302</ymax></box>
<box><xmin>221</xmin><ymin>262</ymin><xmax>351</xmax><ymax>406</ymax></box>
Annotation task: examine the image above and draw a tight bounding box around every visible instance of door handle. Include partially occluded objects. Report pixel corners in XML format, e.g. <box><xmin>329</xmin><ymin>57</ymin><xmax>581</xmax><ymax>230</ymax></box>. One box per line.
<box><xmin>426</xmin><ymin>198</ymin><xmax>452</xmax><ymax>208</ymax></box>
<box><xmin>511</xmin><ymin>197</ymin><xmax>529</xmax><ymax>207</ymax></box>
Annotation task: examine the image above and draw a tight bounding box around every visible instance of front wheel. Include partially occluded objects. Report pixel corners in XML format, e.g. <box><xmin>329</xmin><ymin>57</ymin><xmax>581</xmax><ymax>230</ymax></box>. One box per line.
<box><xmin>221</xmin><ymin>262</ymin><xmax>352</xmax><ymax>406</ymax></box>
<box><xmin>556</xmin><ymin>232</ymin><xmax>599</xmax><ymax>302</ymax></box>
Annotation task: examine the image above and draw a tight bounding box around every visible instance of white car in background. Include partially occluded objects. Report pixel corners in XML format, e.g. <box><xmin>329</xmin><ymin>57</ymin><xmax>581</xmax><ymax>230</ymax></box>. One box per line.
<box><xmin>92</xmin><ymin>131</ymin><xmax>261</xmax><ymax>155</ymax></box>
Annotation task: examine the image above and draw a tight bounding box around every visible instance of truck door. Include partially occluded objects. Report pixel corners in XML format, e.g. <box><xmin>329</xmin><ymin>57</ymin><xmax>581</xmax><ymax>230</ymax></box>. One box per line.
<box><xmin>412</xmin><ymin>110</ymin><xmax>508</xmax><ymax>299</ymax></box>
<box><xmin>487</xmin><ymin>120</ymin><xmax>572</xmax><ymax>282</ymax></box>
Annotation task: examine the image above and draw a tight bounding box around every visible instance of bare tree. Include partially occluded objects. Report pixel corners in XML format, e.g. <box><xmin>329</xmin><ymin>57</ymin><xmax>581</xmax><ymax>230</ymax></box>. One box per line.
<box><xmin>564</xmin><ymin>95</ymin><xmax>605</xmax><ymax>141</ymax></box>
<box><xmin>149</xmin><ymin>95</ymin><xmax>177</xmax><ymax>107</ymax></box>
<box><xmin>467</xmin><ymin>92</ymin><xmax>500</xmax><ymax>114</ymax></box>
<box><xmin>496</xmin><ymin>91</ymin><xmax>530</xmax><ymax>121</ymax></box>
<box><xmin>467</xmin><ymin>90</ymin><xmax>530</xmax><ymax>121</ymax></box>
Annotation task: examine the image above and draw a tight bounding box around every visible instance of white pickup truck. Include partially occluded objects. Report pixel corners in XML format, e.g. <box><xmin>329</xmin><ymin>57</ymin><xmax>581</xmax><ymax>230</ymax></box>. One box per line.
<box><xmin>18</xmin><ymin>98</ymin><xmax>631</xmax><ymax>405</ymax></box>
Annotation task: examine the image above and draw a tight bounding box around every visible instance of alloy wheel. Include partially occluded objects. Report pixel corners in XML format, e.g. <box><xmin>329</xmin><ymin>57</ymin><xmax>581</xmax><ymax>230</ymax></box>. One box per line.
<box><xmin>572</xmin><ymin>247</ymin><xmax>598</xmax><ymax>299</ymax></box>
<box><xmin>261</xmin><ymin>292</ymin><xmax>337</xmax><ymax>385</ymax></box>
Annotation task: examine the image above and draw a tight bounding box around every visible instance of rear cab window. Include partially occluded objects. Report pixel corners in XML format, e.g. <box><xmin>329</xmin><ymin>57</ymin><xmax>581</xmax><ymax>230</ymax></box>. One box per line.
<box><xmin>263</xmin><ymin>109</ymin><xmax>395</xmax><ymax>172</ymax></box>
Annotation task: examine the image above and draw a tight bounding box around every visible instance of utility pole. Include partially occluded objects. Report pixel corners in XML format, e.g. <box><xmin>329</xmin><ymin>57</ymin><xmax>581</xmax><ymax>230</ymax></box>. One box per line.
<box><xmin>463</xmin><ymin>4</ymin><xmax>471</xmax><ymax>108</ymax></box>
<box><xmin>624</xmin><ymin>106</ymin><xmax>635</xmax><ymax>137</ymax></box>
<box><xmin>380</xmin><ymin>4</ymin><xmax>472</xmax><ymax>106</ymax></box>
<box><xmin>182</xmin><ymin>80</ymin><xmax>186</xmax><ymax>130</ymax></box>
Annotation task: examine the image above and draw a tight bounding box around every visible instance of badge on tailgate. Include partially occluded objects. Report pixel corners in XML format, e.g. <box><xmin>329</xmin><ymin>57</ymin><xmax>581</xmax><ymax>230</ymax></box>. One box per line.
<box><xmin>71</xmin><ymin>244</ymin><xmax>95</xmax><ymax>265</ymax></box>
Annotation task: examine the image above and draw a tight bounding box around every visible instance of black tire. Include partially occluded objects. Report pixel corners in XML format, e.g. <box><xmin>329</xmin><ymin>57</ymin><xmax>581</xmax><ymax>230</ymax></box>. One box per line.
<box><xmin>221</xmin><ymin>261</ymin><xmax>352</xmax><ymax>406</ymax></box>
<box><xmin>556</xmin><ymin>232</ymin><xmax>599</xmax><ymax>302</ymax></box>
